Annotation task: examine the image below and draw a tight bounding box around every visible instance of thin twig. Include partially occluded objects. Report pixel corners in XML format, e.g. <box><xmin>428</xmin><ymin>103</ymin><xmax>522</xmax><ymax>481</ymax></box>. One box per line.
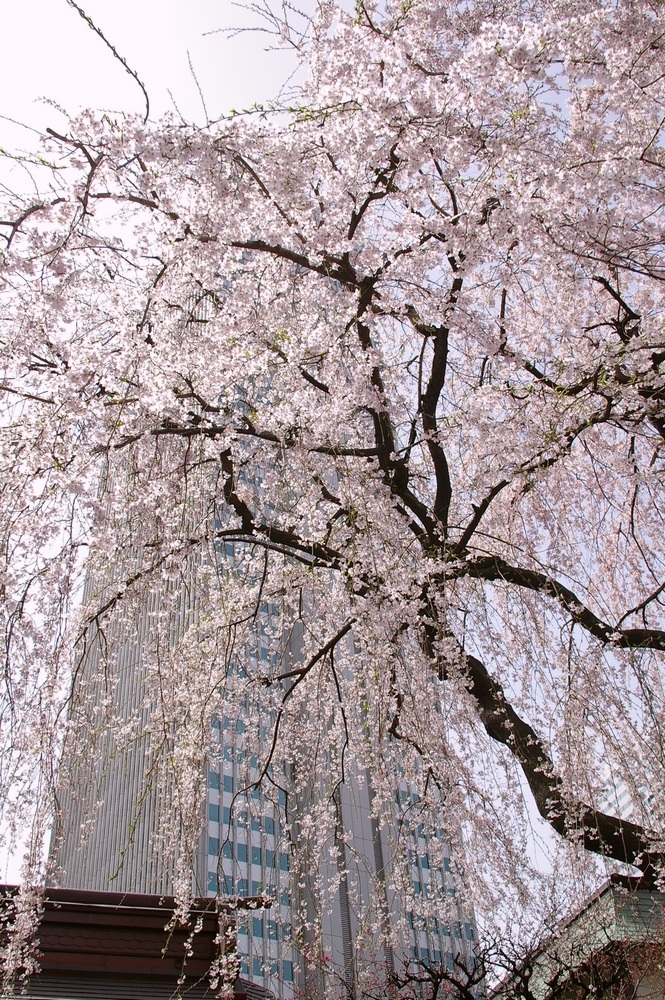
<box><xmin>64</xmin><ymin>0</ymin><xmax>150</xmax><ymax>122</ymax></box>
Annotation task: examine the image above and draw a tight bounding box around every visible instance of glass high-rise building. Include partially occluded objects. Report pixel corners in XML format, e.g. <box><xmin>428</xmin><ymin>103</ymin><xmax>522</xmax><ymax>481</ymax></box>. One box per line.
<box><xmin>52</xmin><ymin>315</ymin><xmax>474</xmax><ymax>994</ymax></box>
<box><xmin>53</xmin><ymin>563</ymin><xmax>474</xmax><ymax>998</ymax></box>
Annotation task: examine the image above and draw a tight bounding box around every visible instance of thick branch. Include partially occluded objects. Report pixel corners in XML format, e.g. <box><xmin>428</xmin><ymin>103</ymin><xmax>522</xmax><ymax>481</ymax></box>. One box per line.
<box><xmin>457</xmin><ymin>555</ymin><xmax>665</xmax><ymax>650</ymax></box>
<box><xmin>458</xmin><ymin>648</ymin><xmax>659</xmax><ymax>873</ymax></box>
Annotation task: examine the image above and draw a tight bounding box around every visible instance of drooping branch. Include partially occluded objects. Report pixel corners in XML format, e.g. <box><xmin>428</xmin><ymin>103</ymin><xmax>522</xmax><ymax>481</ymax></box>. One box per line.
<box><xmin>432</xmin><ymin>635</ymin><xmax>661</xmax><ymax>873</ymax></box>
<box><xmin>455</xmin><ymin>555</ymin><xmax>665</xmax><ymax>650</ymax></box>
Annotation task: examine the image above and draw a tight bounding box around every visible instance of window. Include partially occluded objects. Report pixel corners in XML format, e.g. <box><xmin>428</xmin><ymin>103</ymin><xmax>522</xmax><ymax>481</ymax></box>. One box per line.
<box><xmin>265</xmin><ymin>849</ymin><xmax>275</xmax><ymax>868</ymax></box>
<box><xmin>264</xmin><ymin>817</ymin><xmax>275</xmax><ymax>836</ymax></box>
<box><xmin>237</xmin><ymin>843</ymin><xmax>248</xmax><ymax>863</ymax></box>
<box><xmin>283</xmin><ymin>961</ymin><xmax>294</xmax><ymax>982</ymax></box>
<box><xmin>207</xmin><ymin>872</ymin><xmax>218</xmax><ymax>892</ymax></box>
<box><xmin>252</xmin><ymin>880</ymin><xmax>262</xmax><ymax>895</ymax></box>
<box><xmin>237</xmin><ymin>878</ymin><xmax>248</xmax><ymax>896</ymax></box>
<box><xmin>208</xmin><ymin>837</ymin><xmax>220</xmax><ymax>856</ymax></box>
<box><xmin>267</xmin><ymin>919</ymin><xmax>278</xmax><ymax>940</ymax></box>
<box><xmin>252</xmin><ymin>917</ymin><xmax>264</xmax><ymax>937</ymax></box>
<box><xmin>251</xmin><ymin>846</ymin><xmax>262</xmax><ymax>866</ymax></box>
<box><xmin>223</xmin><ymin>774</ymin><xmax>234</xmax><ymax>794</ymax></box>
<box><xmin>222</xmin><ymin>841</ymin><xmax>233</xmax><ymax>860</ymax></box>
<box><xmin>280</xmin><ymin>890</ymin><xmax>290</xmax><ymax>907</ymax></box>
<box><xmin>223</xmin><ymin>807</ymin><xmax>231</xmax><ymax>825</ymax></box>
<box><xmin>208</xmin><ymin>771</ymin><xmax>220</xmax><ymax>790</ymax></box>
<box><xmin>252</xmin><ymin>958</ymin><xmax>263</xmax><ymax>977</ymax></box>
<box><xmin>209</xmin><ymin>803</ymin><xmax>219</xmax><ymax>823</ymax></box>
<box><xmin>279</xmin><ymin>852</ymin><xmax>289</xmax><ymax>871</ymax></box>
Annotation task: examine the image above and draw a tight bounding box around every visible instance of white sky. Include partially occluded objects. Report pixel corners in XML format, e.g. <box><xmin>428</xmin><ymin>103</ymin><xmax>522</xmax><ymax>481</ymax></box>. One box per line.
<box><xmin>1</xmin><ymin>0</ymin><xmax>309</xmax><ymax>150</ymax></box>
<box><xmin>0</xmin><ymin>0</ymin><xmax>310</xmax><ymax>883</ymax></box>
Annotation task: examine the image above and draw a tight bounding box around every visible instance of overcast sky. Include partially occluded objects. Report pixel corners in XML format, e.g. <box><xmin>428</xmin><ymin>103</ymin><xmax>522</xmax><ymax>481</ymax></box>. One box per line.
<box><xmin>1</xmin><ymin>0</ymin><xmax>310</xmax><ymax>151</ymax></box>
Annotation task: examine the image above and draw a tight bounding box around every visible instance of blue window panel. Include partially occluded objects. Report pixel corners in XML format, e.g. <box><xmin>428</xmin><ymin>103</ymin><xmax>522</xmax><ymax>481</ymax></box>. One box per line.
<box><xmin>237</xmin><ymin>924</ymin><xmax>248</xmax><ymax>936</ymax></box>
<box><xmin>223</xmin><ymin>807</ymin><xmax>231</xmax><ymax>825</ymax></box>
<box><xmin>420</xmin><ymin>854</ymin><xmax>430</xmax><ymax>869</ymax></box>
<box><xmin>222</xmin><ymin>841</ymin><xmax>233</xmax><ymax>860</ymax></box>
<box><xmin>264</xmin><ymin>817</ymin><xmax>275</xmax><ymax>836</ymax></box>
<box><xmin>222</xmin><ymin>875</ymin><xmax>233</xmax><ymax>894</ymax></box>
<box><xmin>208</xmin><ymin>837</ymin><xmax>220</xmax><ymax>856</ymax></box>
<box><xmin>207</xmin><ymin>872</ymin><xmax>218</xmax><ymax>892</ymax></box>
<box><xmin>211</xmin><ymin>716</ymin><xmax>221</xmax><ymax>730</ymax></box>
<box><xmin>281</xmin><ymin>923</ymin><xmax>292</xmax><ymax>940</ymax></box>
<box><xmin>433</xmin><ymin>950</ymin><xmax>442</xmax><ymax>962</ymax></box>
<box><xmin>420</xmin><ymin>947</ymin><xmax>430</xmax><ymax>960</ymax></box>
<box><xmin>277</xmin><ymin>788</ymin><xmax>286</xmax><ymax>806</ymax></box>
<box><xmin>209</xmin><ymin>803</ymin><xmax>220</xmax><ymax>823</ymax></box>
<box><xmin>236</xmin><ymin>719</ymin><xmax>246</xmax><ymax>734</ymax></box>
<box><xmin>267</xmin><ymin>919</ymin><xmax>278</xmax><ymax>940</ymax></box>
<box><xmin>240</xmin><ymin>962</ymin><xmax>249</xmax><ymax>976</ymax></box>
<box><xmin>251</xmin><ymin>846</ymin><xmax>262</xmax><ymax>866</ymax></box>
<box><xmin>279</xmin><ymin>852</ymin><xmax>289</xmax><ymax>871</ymax></box>
<box><xmin>237</xmin><ymin>843</ymin><xmax>248</xmax><ymax>863</ymax></box>
<box><xmin>251</xmin><ymin>817</ymin><xmax>261</xmax><ymax>832</ymax></box>
<box><xmin>413</xmin><ymin>881</ymin><xmax>422</xmax><ymax>895</ymax></box>
<box><xmin>223</xmin><ymin>774</ymin><xmax>234</xmax><ymax>794</ymax></box>
<box><xmin>283</xmin><ymin>961</ymin><xmax>294</xmax><ymax>982</ymax></box>
<box><xmin>443</xmin><ymin>856</ymin><xmax>452</xmax><ymax>873</ymax></box>
<box><xmin>237</xmin><ymin>811</ymin><xmax>248</xmax><ymax>829</ymax></box>
<box><xmin>265</xmin><ymin>849</ymin><xmax>275</xmax><ymax>868</ymax></box>
<box><xmin>208</xmin><ymin>772</ymin><xmax>220</xmax><ymax>790</ymax></box>
<box><xmin>237</xmin><ymin>877</ymin><xmax>248</xmax><ymax>896</ymax></box>
<box><xmin>222</xmin><ymin>745</ymin><xmax>233</xmax><ymax>762</ymax></box>
<box><xmin>252</xmin><ymin>917</ymin><xmax>264</xmax><ymax>937</ymax></box>
<box><xmin>251</xmin><ymin>786</ymin><xmax>261</xmax><ymax>800</ymax></box>
<box><xmin>252</xmin><ymin>958</ymin><xmax>263</xmax><ymax>977</ymax></box>
<box><xmin>464</xmin><ymin>922</ymin><xmax>475</xmax><ymax>940</ymax></box>
<box><xmin>280</xmin><ymin>891</ymin><xmax>290</xmax><ymax>908</ymax></box>
<box><xmin>252</xmin><ymin>880</ymin><xmax>262</xmax><ymax>895</ymax></box>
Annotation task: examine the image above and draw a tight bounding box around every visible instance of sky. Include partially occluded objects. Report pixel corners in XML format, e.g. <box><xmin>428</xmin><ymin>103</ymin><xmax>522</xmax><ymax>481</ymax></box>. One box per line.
<box><xmin>0</xmin><ymin>0</ymin><xmax>313</xmax><ymax>883</ymax></box>
<box><xmin>1</xmin><ymin>0</ymin><xmax>310</xmax><ymax>155</ymax></box>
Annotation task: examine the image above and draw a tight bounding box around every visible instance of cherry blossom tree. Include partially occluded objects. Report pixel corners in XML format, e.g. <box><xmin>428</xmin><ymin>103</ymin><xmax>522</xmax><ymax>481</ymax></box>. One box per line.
<box><xmin>1</xmin><ymin>0</ymin><xmax>665</xmax><ymax>983</ymax></box>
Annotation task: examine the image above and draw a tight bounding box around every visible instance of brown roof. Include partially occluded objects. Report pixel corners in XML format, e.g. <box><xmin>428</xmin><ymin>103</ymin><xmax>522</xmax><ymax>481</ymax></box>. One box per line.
<box><xmin>0</xmin><ymin>885</ymin><xmax>273</xmax><ymax>1000</ymax></box>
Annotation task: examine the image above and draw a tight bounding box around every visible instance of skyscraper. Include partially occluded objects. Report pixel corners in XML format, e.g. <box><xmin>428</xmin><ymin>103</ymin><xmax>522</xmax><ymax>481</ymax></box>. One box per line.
<box><xmin>53</xmin><ymin>555</ymin><xmax>474</xmax><ymax>998</ymax></box>
<box><xmin>52</xmin><ymin>297</ymin><xmax>474</xmax><ymax>996</ymax></box>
